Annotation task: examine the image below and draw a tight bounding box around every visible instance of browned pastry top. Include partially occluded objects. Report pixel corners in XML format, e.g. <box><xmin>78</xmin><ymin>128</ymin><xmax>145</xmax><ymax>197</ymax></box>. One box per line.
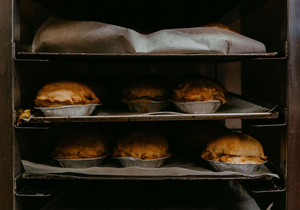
<box><xmin>201</xmin><ymin>132</ymin><xmax>267</xmax><ymax>164</ymax></box>
<box><xmin>204</xmin><ymin>22</ymin><xmax>239</xmax><ymax>33</ymax></box>
<box><xmin>172</xmin><ymin>77</ymin><xmax>226</xmax><ymax>104</ymax></box>
<box><xmin>51</xmin><ymin>130</ymin><xmax>108</xmax><ymax>159</ymax></box>
<box><xmin>34</xmin><ymin>81</ymin><xmax>100</xmax><ymax>107</ymax></box>
<box><xmin>112</xmin><ymin>131</ymin><xmax>171</xmax><ymax>160</ymax></box>
<box><xmin>121</xmin><ymin>76</ymin><xmax>171</xmax><ymax>102</ymax></box>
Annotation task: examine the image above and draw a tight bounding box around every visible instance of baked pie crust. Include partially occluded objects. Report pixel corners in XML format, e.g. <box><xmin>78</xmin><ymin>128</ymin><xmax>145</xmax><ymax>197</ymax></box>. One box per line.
<box><xmin>121</xmin><ymin>76</ymin><xmax>171</xmax><ymax>102</ymax></box>
<box><xmin>172</xmin><ymin>77</ymin><xmax>226</xmax><ymax>104</ymax></box>
<box><xmin>34</xmin><ymin>81</ymin><xmax>100</xmax><ymax>107</ymax></box>
<box><xmin>112</xmin><ymin>131</ymin><xmax>171</xmax><ymax>160</ymax></box>
<box><xmin>51</xmin><ymin>130</ymin><xmax>108</xmax><ymax>159</ymax></box>
<box><xmin>201</xmin><ymin>132</ymin><xmax>267</xmax><ymax>164</ymax></box>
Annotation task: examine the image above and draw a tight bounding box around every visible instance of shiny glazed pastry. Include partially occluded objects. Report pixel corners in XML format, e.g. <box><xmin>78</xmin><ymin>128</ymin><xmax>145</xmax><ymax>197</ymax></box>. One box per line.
<box><xmin>112</xmin><ymin>131</ymin><xmax>171</xmax><ymax>160</ymax></box>
<box><xmin>172</xmin><ymin>76</ymin><xmax>226</xmax><ymax>104</ymax></box>
<box><xmin>201</xmin><ymin>132</ymin><xmax>267</xmax><ymax>164</ymax></box>
<box><xmin>34</xmin><ymin>81</ymin><xmax>100</xmax><ymax>107</ymax></box>
<box><xmin>51</xmin><ymin>130</ymin><xmax>108</xmax><ymax>159</ymax></box>
<box><xmin>204</xmin><ymin>22</ymin><xmax>239</xmax><ymax>33</ymax></box>
<box><xmin>121</xmin><ymin>76</ymin><xmax>171</xmax><ymax>102</ymax></box>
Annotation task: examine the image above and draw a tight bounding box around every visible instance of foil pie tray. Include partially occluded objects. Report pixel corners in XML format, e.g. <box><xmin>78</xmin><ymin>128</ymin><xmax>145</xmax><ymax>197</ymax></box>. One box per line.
<box><xmin>113</xmin><ymin>156</ymin><xmax>170</xmax><ymax>168</ymax></box>
<box><xmin>35</xmin><ymin>104</ymin><xmax>101</xmax><ymax>116</ymax></box>
<box><xmin>172</xmin><ymin>100</ymin><xmax>221</xmax><ymax>114</ymax></box>
<box><xmin>206</xmin><ymin>159</ymin><xmax>267</xmax><ymax>174</ymax></box>
<box><xmin>51</xmin><ymin>155</ymin><xmax>107</xmax><ymax>168</ymax></box>
<box><xmin>124</xmin><ymin>101</ymin><xmax>169</xmax><ymax>113</ymax></box>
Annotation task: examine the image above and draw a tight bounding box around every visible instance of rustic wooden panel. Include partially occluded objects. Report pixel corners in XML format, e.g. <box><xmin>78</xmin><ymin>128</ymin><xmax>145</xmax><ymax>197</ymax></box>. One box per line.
<box><xmin>0</xmin><ymin>0</ymin><xmax>14</xmax><ymax>209</ymax></box>
<box><xmin>287</xmin><ymin>0</ymin><xmax>300</xmax><ymax>209</ymax></box>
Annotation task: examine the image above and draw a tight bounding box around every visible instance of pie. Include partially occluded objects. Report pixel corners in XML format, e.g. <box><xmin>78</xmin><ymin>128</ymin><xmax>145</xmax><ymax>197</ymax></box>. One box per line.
<box><xmin>51</xmin><ymin>130</ymin><xmax>108</xmax><ymax>159</ymax></box>
<box><xmin>172</xmin><ymin>75</ymin><xmax>226</xmax><ymax>104</ymax></box>
<box><xmin>112</xmin><ymin>131</ymin><xmax>171</xmax><ymax>160</ymax></box>
<box><xmin>34</xmin><ymin>81</ymin><xmax>100</xmax><ymax>107</ymax></box>
<box><xmin>121</xmin><ymin>75</ymin><xmax>171</xmax><ymax>102</ymax></box>
<box><xmin>201</xmin><ymin>132</ymin><xmax>267</xmax><ymax>164</ymax></box>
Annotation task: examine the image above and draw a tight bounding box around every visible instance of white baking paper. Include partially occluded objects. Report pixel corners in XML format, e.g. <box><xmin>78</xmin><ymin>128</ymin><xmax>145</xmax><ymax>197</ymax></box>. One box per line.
<box><xmin>89</xmin><ymin>96</ymin><xmax>272</xmax><ymax>117</ymax></box>
<box><xmin>28</xmin><ymin>96</ymin><xmax>274</xmax><ymax>121</ymax></box>
<box><xmin>22</xmin><ymin>158</ymin><xmax>279</xmax><ymax>178</ymax></box>
<box><xmin>32</xmin><ymin>17</ymin><xmax>266</xmax><ymax>54</ymax></box>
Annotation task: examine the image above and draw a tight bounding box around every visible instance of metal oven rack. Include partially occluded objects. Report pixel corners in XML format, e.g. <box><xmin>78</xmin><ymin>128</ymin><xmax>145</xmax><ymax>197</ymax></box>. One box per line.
<box><xmin>1</xmin><ymin>0</ymin><xmax>300</xmax><ymax>209</ymax></box>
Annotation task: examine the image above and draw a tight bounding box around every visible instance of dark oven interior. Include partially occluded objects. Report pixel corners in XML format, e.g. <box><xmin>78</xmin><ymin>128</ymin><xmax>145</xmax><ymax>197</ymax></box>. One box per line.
<box><xmin>12</xmin><ymin>0</ymin><xmax>288</xmax><ymax>209</ymax></box>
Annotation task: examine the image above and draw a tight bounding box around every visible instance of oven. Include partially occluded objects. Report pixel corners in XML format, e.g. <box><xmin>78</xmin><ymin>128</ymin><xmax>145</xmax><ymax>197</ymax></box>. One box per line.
<box><xmin>1</xmin><ymin>0</ymin><xmax>300</xmax><ymax>209</ymax></box>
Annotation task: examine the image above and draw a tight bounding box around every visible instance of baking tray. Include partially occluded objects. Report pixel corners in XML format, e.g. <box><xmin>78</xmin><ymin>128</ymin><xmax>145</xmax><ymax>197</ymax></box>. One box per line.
<box><xmin>15</xmin><ymin>43</ymin><xmax>279</xmax><ymax>63</ymax></box>
<box><xmin>21</xmin><ymin>156</ymin><xmax>279</xmax><ymax>180</ymax></box>
<box><xmin>16</xmin><ymin>51</ymin><xmax>279</xmax><ymax>63</ymax></box>
<box><xmin>15</xmin><ymin>174</ymin><xmax>63</xmax><ymax>197</ymax></box>
<box><xmin>21</xmin><ymin>172</ymin><xmax>276</xmax><ymax>181</ymax></box>
<box><xmin>22</xmin><ymin>96</ymin><xmax>278</xmax><ymax>123</ymax></box>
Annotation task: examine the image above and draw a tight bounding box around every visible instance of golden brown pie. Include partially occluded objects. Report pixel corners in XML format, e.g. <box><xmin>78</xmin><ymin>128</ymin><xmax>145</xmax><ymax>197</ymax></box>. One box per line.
<box><xmin>121</xmin><ymin>75</ymin><xmax>171</xmax><ymax>102</ymax></box>
<box><xmin>112</xmin><ymin>131</ymin><xmax>171</xmax><ymax>160</ymax></box>
<box><xmin>51</xmin><ymin>130</ymin><xmax>108</xmax><ymax>159</ymax></box>
<box><xmin>201</xmin><ymin>132</ymin><xmax>267</xmax><ymax>164</ymax></box>
<box><xmin>34</xmin><ymin>81</ymin><xmax>100</xmax><ymax>107</ymax></box>
<box><xmin>172</xmin><ymin>76</ymin><xmax>226</xmax><ymax>104</ymax></box>
<box><xmin>204</xmin><ymin>22</ymin><xmax>239</xmax><ymax>33</ymax></box>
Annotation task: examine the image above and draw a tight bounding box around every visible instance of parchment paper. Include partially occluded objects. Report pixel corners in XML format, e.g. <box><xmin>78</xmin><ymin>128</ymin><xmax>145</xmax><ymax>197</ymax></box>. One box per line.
<box><xmin>93</xmin><ymin>96</ymin><xmax>271</xmax><ymax>116</ymax></box>
<box><xmin>22</xmin><ymin>158</ymin><xmax>279</xmax><ymax>178</ymax></box>
<box><xmin>25</xmin><ymin>96</ymin><xmax>273</xmax><ymax>121</ymax></box>
<box><xmin>32</xmin><ymin>17</ymin><xmax>266</xmax><ymax>54</ymax></box>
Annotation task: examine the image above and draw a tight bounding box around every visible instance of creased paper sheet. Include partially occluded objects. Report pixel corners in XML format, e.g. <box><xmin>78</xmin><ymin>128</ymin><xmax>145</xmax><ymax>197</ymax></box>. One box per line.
<box><xmin>90</xmin><ymin>96</ymin><xmax>271</xmax><ymax>117</ymax></box>
<box><xmin>22</xmin><ymin>158</ymin><xmax>279</xmax><ymax>178</ymax></box>
<box><xmin>28</xmin><ymin>96</ymin><xmax>272</xmax><ymax>120</ymax></box>
<box><xmin>32</xmin><ymin>17</ymin><xmax>266</xmax><ymax>54</ymax></box>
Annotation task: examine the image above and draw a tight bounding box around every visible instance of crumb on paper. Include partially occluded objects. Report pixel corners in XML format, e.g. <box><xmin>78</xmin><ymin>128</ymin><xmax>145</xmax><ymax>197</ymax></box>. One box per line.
<box><xmin>16</xmin><ymin>109</ymin><xmax>31</xmax><ymax>126</ymax></box>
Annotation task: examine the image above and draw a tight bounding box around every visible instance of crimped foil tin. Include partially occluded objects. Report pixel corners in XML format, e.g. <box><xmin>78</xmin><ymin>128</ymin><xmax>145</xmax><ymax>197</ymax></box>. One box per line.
<box><xmin>206</xmin><ymin>159</ymin><xmax>266</xmax><ymax>174</ymax></box>
<box><xmin>51</xmin><ymin>155</ymin><xmax>107</xmax><ymax>168</ymax></box>
<box><xmin>35</xmin><ymin>104</ymin><xmax>101</xmax><ymax>116</ymax></box>
<box><xmin>172</xmin><ymin>100</ymin><xmax>221</xmax><ymax>114</ymax></box>
<box><xmin>113</xmin><ymin>156</ymin><xmax>170</xmax><ymax>168</ymax></box>
<box><xmin>124</xmin><ymin>101</ymin><xmax>169</xmax><ymax>113</ymax></box>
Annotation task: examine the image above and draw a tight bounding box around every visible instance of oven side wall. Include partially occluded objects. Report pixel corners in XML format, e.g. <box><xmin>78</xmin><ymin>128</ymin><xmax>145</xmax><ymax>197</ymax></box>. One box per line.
<box><xmin>0</xmin><ymin>0</ymin><xmax>14</xmax><ymax>210</ymax></box>
<box><xmin>287</xmin><ymin>0</ymin><xmax>300</xmax><ymax>209</ymax></box>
